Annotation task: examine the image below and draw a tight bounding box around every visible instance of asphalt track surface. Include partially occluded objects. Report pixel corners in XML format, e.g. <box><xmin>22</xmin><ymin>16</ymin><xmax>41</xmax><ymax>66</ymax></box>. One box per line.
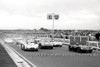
<box><xmin>9</xmin><ymin>43</ymin><xmax>100</xmax><ymax>67</ymax></box>
<box><xmin>0</xmin><ymin>43</ymin><xmax>17</xmax><ymax>67</ymax></box>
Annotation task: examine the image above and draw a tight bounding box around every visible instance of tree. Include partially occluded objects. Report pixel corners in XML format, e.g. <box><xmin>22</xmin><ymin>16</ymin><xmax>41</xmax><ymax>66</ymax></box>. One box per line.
<box><xmin>95</xmin><ymin>32</ymin><xmax>100</xmax><ymax>41</ymax></box>
<box><xmin>40</xmin><ymin>28</ymin><xmax>49</xmax><ymax>31</ymax></box>
<box><xmin>65</xmin><ymin>36</ymin><xmax>68</xmax><ymax>39</ymax></box>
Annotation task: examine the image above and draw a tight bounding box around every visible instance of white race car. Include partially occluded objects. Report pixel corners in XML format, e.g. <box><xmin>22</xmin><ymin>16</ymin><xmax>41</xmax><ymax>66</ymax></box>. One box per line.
<box><xmin>4</xmin><ymin>38</ymin><xmax>14</xmax><ymax>44</ymax></box>
<box><xmin>39</xmin><ymin>40</ymin><xmax>53</xmax><ymax>49</ymax></box>
<box><xmin>21</xmin><ymin>41</ymin><xmax>39</xmax><ymax>51</ymax></box>
<box><xmin>53</xmin><ymin>41</ymin><xmax>62</xmax><ymax>47</ymax></box>
<box><xmin>68</xmin><ymin>43</ymin><xmax>93</xmax><ymax>53</ymax></box>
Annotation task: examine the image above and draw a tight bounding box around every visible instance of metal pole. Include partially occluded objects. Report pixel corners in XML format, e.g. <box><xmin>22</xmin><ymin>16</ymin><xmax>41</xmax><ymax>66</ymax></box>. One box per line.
<box><xmin>52</xmin><ymin>13</ymin><xmax>54</xmax><ymax>41</ymax></box>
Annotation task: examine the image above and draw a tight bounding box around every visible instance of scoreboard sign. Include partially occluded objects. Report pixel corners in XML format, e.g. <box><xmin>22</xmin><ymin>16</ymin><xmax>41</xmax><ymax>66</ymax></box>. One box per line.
<box><xmin>47</xmin><ymin>14</ymin><xmax>59</xmax><ymax>20</ymax></box>
<box><xmin>47</xmin><ymin>15</ymin><xmax>52</xmax><ymax>19</ymax></box>
<box><xmin>54</xmin><ymin>15</ymin><xmax>59</xmax><ymax>20</ymax></box>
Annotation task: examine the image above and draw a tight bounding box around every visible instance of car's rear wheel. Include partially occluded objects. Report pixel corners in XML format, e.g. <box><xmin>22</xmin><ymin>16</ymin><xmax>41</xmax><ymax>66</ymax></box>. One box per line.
<box><xmin>39</xmin><ymin>43</ymin><xmax>42</xmax><ymax>49</ymax></box>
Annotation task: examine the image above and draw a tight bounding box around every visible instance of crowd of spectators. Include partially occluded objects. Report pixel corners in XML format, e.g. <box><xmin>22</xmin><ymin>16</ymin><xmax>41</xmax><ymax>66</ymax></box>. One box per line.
<box><xmin>63</xmin><ymin>30</ymin><xmax>99</xmax><ymax>36</ymax></box>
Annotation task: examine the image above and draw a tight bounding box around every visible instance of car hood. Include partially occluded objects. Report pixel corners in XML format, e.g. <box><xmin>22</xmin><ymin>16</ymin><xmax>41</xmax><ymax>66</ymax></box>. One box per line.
<box><xmin>28</xmin><ymin>43</ymin><xmax>38</xmax><ymax>46</ymax></box>
<box><xmin>79</xmin><ymin>45</ymin><xmax>89</xmax><ymax>48</ymax></box>
<box><xmin>53</xmin><ymin>42</ymin><xmax>62</xmax><ymax>44</ymax></box>
<box><xmin>44</xmin><ymin>42</ymin><xmax>51</xmax><ymax>44</ymax></box>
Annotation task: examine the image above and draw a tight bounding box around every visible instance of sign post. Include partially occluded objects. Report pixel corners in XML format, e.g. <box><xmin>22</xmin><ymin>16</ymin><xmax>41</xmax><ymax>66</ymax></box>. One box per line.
<box><xmin>47</xmin><ymin>13</ymin><xmax>59</xmax><ymax>41</ymax></box>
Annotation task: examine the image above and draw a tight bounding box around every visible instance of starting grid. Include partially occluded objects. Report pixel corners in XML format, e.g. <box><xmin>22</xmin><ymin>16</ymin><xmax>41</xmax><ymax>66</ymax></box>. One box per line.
<box><xmin>28</xmin><ymin>53</ymin><xmax>99</xmax><ymax>57</ymax></box>
<box><xmin>8</xmin><ymin>36</ymin><xmax>100</xmax><ymax>57</ymax></box>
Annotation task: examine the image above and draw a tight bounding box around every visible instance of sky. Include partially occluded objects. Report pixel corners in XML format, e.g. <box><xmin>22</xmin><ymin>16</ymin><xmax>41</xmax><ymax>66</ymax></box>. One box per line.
<box><xmin>0</xmin><ymin>0</ymin><xmax>100</xmax><ymax>30</ymax></box>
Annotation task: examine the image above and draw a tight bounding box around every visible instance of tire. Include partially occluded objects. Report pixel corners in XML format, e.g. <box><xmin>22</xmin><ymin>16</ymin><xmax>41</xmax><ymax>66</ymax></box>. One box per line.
<box><xmin>89</xmin><ymin>50</ymin><xmax>92</xmax><ymax>53</ymax></box>
<box><xmin>50</xmin><ymin>46</ymin><xmax>53</xmax><ymax>49</ymax></box>
<box><xmin>77</xmin><ymin>48</ymin><xmax>81</xmax><ymax>53</ymax></box>
<box><xmin>21</xmin><ymin>44</ymin><xmax>23</xmax><ymax>50</ymax></box>
<box><xmin>35</xmin><ymin>49</ymin><xmax>38</xmax><ymax>51</ymax></box>
<box><xmin>59</xmin><ymin>45</ymin><xmax>62</xmax><ymax>47</ymax></box>
<box><xmin>39</xmin><ymin>43</ymin><xmax>42</xmax><ymax>49</ymax></box>
<box><xmin>22</xmin><ymin>45</ymin><xmax>26</xmax><ymax>51</ymax></box>
<box><xmin>68</xmin><ymin>46</ymin><xmax>72</xmax><ymax>51</ymax></box>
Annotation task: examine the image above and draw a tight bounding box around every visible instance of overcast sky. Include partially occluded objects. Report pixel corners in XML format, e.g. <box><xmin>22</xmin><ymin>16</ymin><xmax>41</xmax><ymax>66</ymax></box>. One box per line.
<box><xmin>0</xmin><ymin>0</ymin><xmax>100</xmax><ymax>30</ymax></box>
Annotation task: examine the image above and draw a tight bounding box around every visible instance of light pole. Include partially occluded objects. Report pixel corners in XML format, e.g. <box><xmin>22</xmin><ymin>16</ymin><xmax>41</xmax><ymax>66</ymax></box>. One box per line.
<box><xmin>47</xmin><ymin>13</ymin><xmax>59</xmax><ymax>41</ymax></box>
<box><xmin>52</xmin><ymin>13</ymin><xmax>54</xmax><ymax>41</ymax></box>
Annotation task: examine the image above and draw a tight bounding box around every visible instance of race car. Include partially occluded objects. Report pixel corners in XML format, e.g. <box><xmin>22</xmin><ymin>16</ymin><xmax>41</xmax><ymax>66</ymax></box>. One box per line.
<box><xmin>68</xmin><ymin>43</ymin><xmax>93</xmax><ymax>53</ymax></box>
<box><xmin>21</xmin><ymin>40</ymin><xmax>39</xmax><ymax>51</ymax></box>
<box><xmin>4</xmin><ymin>38</ymin><xmax>14</xmax><ymax>44</ymax></box>
<box><xmin>39</xmin><ymin>40</ymin><xmax>53</xmax><ymax>49</ymax></box>
<box><xmin>15</xmin><ymin>39</ymin><xmax>23</xmax><ymax>45</ymax></box>
<box><xmin>87</xmin><ymin>41</ymin><xmax>100</xmax><ymax>51</ymax></box>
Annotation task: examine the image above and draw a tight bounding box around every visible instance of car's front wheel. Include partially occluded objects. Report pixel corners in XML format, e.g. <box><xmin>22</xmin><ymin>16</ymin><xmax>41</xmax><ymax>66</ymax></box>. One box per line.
<box><xmin>77</xmin><ymin>48</ymin><xmax>81</xmax><ymax>52</ymax></box>
<box><xmin>35</xmin><ymin>49</ymin><xmax>38</xmax><ymax>51</ymax></box>
<box><xmin>59</xmin><ymin>45</ymin><xmax>62</xmax><ymax>47</ymax></box>
<box><xmin>21</xmin><ymin>45</ymin><xmax>26</xmax><ymax>51</ymax></box>
<box><xmin>68</xmin><ymin>45</ymin><xmax>72</xmax><ymax>51</ymax></box>
<box><xmin>50</xmin><ymin>46</ymin><xmax>53</xmax><ymax>49</ymax></box>
<box><xmin>21</xmin><ymin>44</ymin><xmax>24</xmax><ymax>50</ymax></box>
